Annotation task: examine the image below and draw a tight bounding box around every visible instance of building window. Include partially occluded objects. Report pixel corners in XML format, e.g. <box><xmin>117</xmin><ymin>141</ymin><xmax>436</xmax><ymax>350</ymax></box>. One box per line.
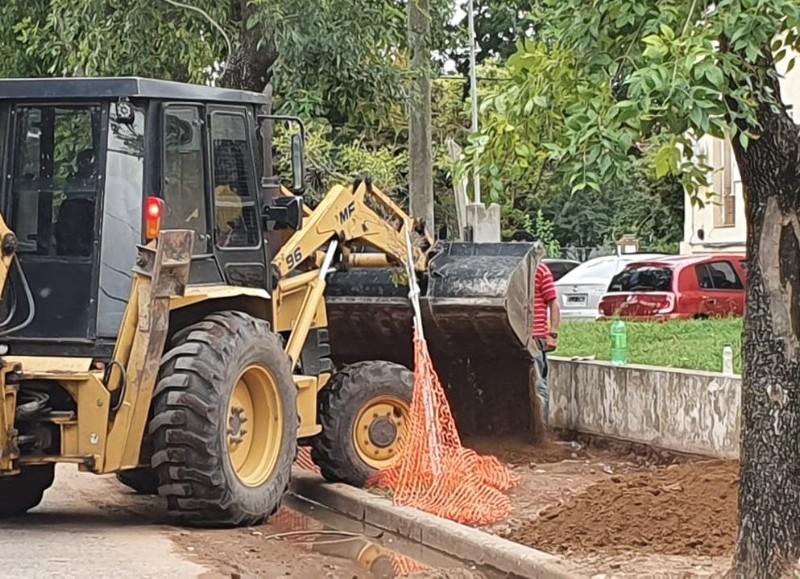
<box><xmin>714</xmin><ymin>139</ymin><xmax>736</xmax><ymax>228</ymax></box>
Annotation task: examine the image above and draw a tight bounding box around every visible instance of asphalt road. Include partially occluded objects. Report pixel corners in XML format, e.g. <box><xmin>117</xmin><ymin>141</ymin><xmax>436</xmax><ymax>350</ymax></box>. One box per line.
<box><xmin>0</xmin><ymin>465</ymin><xmax>209</xmax><ymax>578</ymax></box>
<box><xmin>0</xmin><ymin>465</ymin><xmax>381</xmax><ymax>578</ymax></box>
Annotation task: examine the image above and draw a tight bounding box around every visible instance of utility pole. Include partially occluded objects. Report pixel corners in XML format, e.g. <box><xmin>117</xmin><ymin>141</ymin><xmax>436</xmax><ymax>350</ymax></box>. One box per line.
<box><xmin>408</xmin><ymin>0</ymin><xmax>435</xmax><ymax>232</ymax></box>
<box><xmin>462</xmin><ymin>0</ymin><xmax>501</xmax><ymax>243</ymax></box>
<box><xmin>467</xmin><ymin>0</ymin><xmax>481</xmax><ymax>204</ymax></box>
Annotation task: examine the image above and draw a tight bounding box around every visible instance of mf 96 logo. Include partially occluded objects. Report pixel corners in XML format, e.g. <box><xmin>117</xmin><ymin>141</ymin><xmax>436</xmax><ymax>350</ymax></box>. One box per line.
<box><xmin>286</xmin><ymin>248</ymin><xmax>303</xmax><ymax>269</ymax></box>
<box><xmin>336</xmin><ymin>201</ymin><xmax>356</xmax><ymax>225</ymax></box>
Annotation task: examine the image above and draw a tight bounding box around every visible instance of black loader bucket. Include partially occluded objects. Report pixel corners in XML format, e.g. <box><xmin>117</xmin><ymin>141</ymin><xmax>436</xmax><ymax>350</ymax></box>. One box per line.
<box><xmin>325</xmin><ymin>241</ymin><xmax>540</xmax><ymax>436</ymax></box>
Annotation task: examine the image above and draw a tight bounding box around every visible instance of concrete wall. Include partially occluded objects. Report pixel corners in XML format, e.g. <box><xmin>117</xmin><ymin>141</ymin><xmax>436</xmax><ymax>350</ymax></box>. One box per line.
<box><xmin>548</xmin><ymin>358</ymin><xmax>741</xmax><ymax>459</ymax></box>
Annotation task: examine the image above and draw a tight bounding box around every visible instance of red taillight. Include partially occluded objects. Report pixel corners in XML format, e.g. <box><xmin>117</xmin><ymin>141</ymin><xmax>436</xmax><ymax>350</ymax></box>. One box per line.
<box><xmin>657</xmin><ymin>293</ymin><xmax>675</xmax><ymax>314</ymax></box>
<box><xmin>145</xmin><ymin>197</ymin><xmax>164</xmax><ymax>240</ymax></box>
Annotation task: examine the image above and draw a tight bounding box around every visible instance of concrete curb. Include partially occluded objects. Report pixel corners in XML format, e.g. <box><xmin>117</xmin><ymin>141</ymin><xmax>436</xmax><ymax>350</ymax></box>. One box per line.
<box><xmin>290</xmin><ymin>469</ymin><xmax>586</xmax><ymax>579</ymax></box>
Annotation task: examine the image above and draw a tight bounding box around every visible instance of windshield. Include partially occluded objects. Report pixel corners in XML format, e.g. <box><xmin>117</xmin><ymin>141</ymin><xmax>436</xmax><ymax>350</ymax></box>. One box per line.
<box><xmin>558</xmin><ymin>258</ymin><xmax>618</xmax><ymax>284</ymax></box>
<box><xmin>4</xmin><ymin>101</ymin><xmax>146</xmax><ymax>341</ymax></box>
<box><xmin>608</xmin><ymin>266</ymin><xmax>674</xmax><ymax>292</ymax></box>
<box><xmin>11</xmin><ymin>104</ymin><xmax>101</xmax><ymax>257</ymax></box>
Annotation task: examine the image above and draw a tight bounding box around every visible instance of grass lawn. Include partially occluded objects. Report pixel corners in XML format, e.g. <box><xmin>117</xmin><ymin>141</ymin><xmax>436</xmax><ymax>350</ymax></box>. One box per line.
<box><xmin>556</xmin><ymin>318</ymin><xmax>744</xmax><ymax>374</ymax></box>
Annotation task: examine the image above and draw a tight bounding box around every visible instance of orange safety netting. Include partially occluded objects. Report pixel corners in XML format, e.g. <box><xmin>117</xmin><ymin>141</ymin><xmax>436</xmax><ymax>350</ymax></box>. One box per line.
<box><xmin>389</xmin><ymin>553</ymin><xmax>429</xmax><ymax>576</ymax></box>
<box><xmin>294</xmin><ymin>227</ymin><xmax>519</xmax><ymax>527</ymax></box>
<box><xmin>270</xmin><ymin>505</ymin><xmax>325</xmax><ymax>532</ymax></box>
<box><xmin>365</xmin><ymin>229</ymin><xmax>519</xmax><ymax>525</ymax></box>
<box><xmin>365</xmin><ymin>326</ymin><xmax>519</xmax><ymax>526</ymax></box>
<box><xmin>294</xmin><ymin>447</ymin><xmax>320</xmax><ymax>475</ymax></box>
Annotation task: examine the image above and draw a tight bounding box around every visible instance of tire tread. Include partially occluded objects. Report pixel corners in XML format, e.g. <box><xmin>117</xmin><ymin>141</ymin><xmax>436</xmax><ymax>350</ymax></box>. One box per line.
<box><xmin>150</xmin><ymin>310</ymin><xmax>296</xmax><ymax>527</ymax></box>
<box><xmin>310</xmin><ymin>361</ymin><xmax>412</xmax><ymax>487</ymax></box>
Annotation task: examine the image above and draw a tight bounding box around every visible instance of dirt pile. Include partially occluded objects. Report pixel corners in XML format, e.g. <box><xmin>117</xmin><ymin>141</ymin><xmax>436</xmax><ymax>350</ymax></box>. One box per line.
<box><xmin>465</xmin><ymin>435</ymin><xmax>590</xmax><ymax>466</ymax></box>
<box><xmin>467</xmin><ymin>432</ymin><xmax>696</xmax><ymax>469</ymax></box>
<box><xmin>504</xmin><ymin>460</ymin><xmax>739</xmax><ymax>557</ymax></box>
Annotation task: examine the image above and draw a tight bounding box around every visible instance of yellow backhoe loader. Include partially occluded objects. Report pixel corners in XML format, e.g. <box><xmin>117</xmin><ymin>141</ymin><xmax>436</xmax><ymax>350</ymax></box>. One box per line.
<box><xmin>0</xmin><ymin>77</ymin><xmax>539</xmax><ymax>527</ymax></box>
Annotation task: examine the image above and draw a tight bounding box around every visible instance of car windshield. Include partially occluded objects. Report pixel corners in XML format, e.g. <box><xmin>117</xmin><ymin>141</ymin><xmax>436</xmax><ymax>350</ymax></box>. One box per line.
<box><xmin>557</xmin><ymin>259</ymin><xmax>618</xmax><ymax>284</ymax></box>
<box><xmin>608</xmin><ymin>266</ymin><xmax>673</xmax><ymax>292</ymax></box>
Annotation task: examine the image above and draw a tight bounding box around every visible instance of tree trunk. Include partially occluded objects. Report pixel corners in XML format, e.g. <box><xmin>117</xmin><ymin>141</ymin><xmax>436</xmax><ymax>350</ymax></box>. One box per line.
<box><xmin>408</xmin><ymin>0</ymin><xmax>435</xmax><ymax>231</ymax></box>
<box><xmin>216</xmin><ymin>0</ymin><xmax>277</xmax><ymax>93</ymax></box>
<box><xmin>729</xmin><ymin>85</ymin><xmax>800</xmax><ymax>577</ymax></box>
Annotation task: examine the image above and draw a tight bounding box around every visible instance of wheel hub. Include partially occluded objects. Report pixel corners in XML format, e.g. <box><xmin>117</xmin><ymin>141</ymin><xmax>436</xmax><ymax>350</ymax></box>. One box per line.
<box><xmin>228</xmin><ymin>405</ymin><xmax>249</xmax><ymax>444</ymax></box>
<box><xmin>353</xmin><ymin>396</ymin><xmax>410</xmax><ymax>469</ymax></box>
<box><xmin>368</xmin><ymin>416</ymin><xmax>398</xmax><ymax>448</ymax></box>
<box><xmin>226</xmin><ymin>365</ymin><xmax>284</xmax><ymax>488</ymax></box>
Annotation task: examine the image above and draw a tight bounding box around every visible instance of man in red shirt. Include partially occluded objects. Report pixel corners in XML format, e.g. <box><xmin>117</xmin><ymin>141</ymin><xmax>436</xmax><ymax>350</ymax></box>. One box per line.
<box><xmin>533</xmin><ymin>260</ymin><xmax>560</xmax><ymax>423</ymax></box>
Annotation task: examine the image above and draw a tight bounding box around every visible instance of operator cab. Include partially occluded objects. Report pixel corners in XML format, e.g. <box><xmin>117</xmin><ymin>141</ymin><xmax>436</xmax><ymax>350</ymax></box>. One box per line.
<box><xmin>0</xmin><ymin>77</ymin><xmax>304</xmax><ymax>358</ymax></box>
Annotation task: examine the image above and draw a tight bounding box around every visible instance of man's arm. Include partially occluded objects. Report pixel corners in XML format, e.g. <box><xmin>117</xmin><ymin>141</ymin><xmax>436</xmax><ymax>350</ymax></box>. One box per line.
<box><xmin>548</xmin><ymin>297</ymin><xmax>561</xmax><ymax>336</ymax></box>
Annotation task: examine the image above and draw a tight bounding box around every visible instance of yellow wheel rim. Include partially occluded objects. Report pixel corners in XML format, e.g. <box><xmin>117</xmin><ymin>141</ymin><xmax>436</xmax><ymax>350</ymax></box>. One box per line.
<box><xmin>353</xmin><ymin>395</ymin><xmax>410</xmax><ymax>470</ymax></box>
<box><xmin>227</xmin><ymin>365</ymin><xmax>283</xmax><ymax>487</ymax></box>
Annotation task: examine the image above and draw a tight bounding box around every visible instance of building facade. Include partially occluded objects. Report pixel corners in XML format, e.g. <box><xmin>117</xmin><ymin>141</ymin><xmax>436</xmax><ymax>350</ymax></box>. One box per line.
<box><xmin>681</xmin><ymin>50</ymin><xmax>800</xmax><ymax>255</ymax></box>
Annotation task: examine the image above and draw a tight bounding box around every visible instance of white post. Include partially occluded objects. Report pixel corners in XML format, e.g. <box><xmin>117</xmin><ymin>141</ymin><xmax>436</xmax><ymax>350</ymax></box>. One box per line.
<box><xmin>467</xmin><ymin>0</ymin><xmax>481</xmax><ymax>205</ymax></box>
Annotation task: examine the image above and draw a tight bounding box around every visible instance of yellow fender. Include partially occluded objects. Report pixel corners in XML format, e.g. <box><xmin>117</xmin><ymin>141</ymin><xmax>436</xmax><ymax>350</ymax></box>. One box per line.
<box><xmin>169</xmin><ymin>285</ymin><xmax>271</xmax><ymax>317</ymax></box>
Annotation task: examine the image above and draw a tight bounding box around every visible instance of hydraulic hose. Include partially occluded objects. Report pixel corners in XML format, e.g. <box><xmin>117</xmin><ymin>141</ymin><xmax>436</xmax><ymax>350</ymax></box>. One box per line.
<box><xmin>0</xmin><ymin>257</ymin><xmax>36</xmax><ymax>338</ymax></box>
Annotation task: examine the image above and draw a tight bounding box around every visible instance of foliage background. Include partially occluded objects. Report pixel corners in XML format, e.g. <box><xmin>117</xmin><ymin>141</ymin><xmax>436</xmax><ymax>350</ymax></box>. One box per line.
<box><xmin>0</xmin><ymin>0</ymin><xmax>685</xmax><ymax>257</ymax></box>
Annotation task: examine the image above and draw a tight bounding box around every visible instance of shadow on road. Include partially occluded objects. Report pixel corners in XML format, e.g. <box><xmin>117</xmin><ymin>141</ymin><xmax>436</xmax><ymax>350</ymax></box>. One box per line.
<box><xmin>0</xmin><ymin>504</ymin><xmax>166</xmax><ymax>529</ymax></box>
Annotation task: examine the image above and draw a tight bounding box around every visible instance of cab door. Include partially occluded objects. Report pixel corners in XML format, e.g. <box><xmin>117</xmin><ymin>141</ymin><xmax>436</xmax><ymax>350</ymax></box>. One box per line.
<box><xmin>206</xmin><ymin>105</ymin><xmax>267</xmax><ymax>289</ymax></box>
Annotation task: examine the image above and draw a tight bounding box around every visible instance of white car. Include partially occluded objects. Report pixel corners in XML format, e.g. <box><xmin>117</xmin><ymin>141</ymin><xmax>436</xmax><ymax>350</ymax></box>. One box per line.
<box><xmin>555</xmin><ymin>253</ymin><xmax>670</xmax><ymax>321</ymax></box>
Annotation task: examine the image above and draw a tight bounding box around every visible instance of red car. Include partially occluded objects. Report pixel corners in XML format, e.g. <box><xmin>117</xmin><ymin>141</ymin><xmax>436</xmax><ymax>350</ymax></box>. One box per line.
<box><xmin>597</xmin><ymin>253</ymin><xmax>747</xmax><ymax>321</ymax></box>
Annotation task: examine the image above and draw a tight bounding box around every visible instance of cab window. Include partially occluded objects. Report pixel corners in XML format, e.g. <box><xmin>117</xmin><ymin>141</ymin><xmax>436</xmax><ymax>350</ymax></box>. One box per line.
<box><xmin>11</xmin><ymin>105</ymin><xmax>101</xmax><ymax>257</ymax></box>
<box><xmin>162</xmin><ymin>105</ymin><xmax>209</xmax><ymax>254</ymax></box>
<box><xmin>209</xmin><ymin>111</ymin><xmax>259</xmax><ymax>249</ymax></box>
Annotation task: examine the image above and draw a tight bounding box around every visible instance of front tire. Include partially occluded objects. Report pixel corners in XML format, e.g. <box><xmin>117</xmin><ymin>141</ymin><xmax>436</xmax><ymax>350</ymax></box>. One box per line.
<box><xmin>311</xmin><ymin>361</ymin><xmax>413</xmax><ymax>487</ymax></box>
<box><xmin>0</xmin><ymin>464</ymin><xmax>55</xmax><ymax>517</ymax></box>
<box><xmin>149</xmin><ymin>311</ymin><xmax>297</xmax><ymax>527</ymax></box>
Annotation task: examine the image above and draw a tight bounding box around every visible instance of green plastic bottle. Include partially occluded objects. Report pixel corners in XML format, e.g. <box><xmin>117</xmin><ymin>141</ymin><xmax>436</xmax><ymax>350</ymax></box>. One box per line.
<box><xmin>610</xmin><ymin>319</ymin><xmax>628</xmax><ymax>366</ymax></box>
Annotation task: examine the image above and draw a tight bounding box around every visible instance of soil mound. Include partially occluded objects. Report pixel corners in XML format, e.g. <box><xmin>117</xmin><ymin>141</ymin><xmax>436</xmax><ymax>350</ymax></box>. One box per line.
<box><xmin>504</xmin><ymin>460</ymin><xmax>739</xmax><ymax>557</ymax></box>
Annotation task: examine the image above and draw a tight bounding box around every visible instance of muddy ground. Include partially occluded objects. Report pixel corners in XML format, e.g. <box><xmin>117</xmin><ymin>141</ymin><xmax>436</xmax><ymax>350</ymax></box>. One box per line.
<box><xmin>295</xmin><ymin>432</ymin><xmax>737</xmax><ymax>577</ymax></box>
<box><xmin>21</xmin><ymin>465</ymin><xmax>393</xmax><ymax>578</ymax></box>
<box><xmin>172</xmin><ymin>509</ymin><xmax>375</xmax><ymax>578</ymax></box>
<box><xmin>467</xmin><ymin>433</ymin><xmax>736</xmax><ymax>577</ymax></box>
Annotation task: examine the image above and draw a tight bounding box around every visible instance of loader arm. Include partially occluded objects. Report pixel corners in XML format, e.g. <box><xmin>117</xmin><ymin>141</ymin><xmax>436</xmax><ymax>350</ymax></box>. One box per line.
<box><xmin>0</xmin><ymin>213</ymin><xmax>18</xmax><ymax>472</ymax></box>
<box><xmin>271</xmin><ymin>180</ymin><xmax>432</xmax><ymax>370</ymax></box>
<box><xmin>273</xmin><ymin>177</ymin><xmax>542</xmax><ymax>440</ymax></box>
<box><xmin>273</xmin><ymin>181</ymin><xmax>432</xmax><ymax>278</ymax></box>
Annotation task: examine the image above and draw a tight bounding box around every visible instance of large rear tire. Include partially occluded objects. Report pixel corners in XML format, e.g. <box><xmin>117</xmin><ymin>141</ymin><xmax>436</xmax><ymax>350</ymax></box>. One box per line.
<box><xmin>149</xmin><ymin>311</ymin><xmax>297</xmax><ymax>527</ymax></box>
<box><xmin>311</xmin><ymin>361</ymin><xmax>413</xmax><ymax>487</ymax></box>
<box><xmin>0</xmin><ymin>464</ymin><xmax>55</xmax><ymax>517</ymax></box>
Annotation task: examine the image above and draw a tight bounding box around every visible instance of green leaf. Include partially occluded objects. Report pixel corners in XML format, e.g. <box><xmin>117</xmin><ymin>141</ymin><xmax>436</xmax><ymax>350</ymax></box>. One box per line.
<box><xmin>739</xmin><ymin>131</ymin><xmax>750</xmax><ymax>149</ymax></box>
<box><xmin>653</xmin><ymin>143</ymin><xmax>680</xmax><ymax>179</ymax></box>
<box><xmin>642</xmin><ymin>34</ymin><xmax>664</xmax><ymax>47</ymax></box>
<box><xmin>704</xmin><ymin>66</ymin><xmax>724</xmax><ymax>88</ymax></box>
<box><xmin>689</xmin><ymin>106</ymin><xmax>706</xmax><ymax>131</ymax></box>
<box><xmin>524</xmin><ymin>99</ymin><xmax>535</xmax><ymax>114</ymax></box>
<box><xmin>659</xmin><ymin>24</ymin><xmax>675</xmax><ymax>42</ymax></box>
